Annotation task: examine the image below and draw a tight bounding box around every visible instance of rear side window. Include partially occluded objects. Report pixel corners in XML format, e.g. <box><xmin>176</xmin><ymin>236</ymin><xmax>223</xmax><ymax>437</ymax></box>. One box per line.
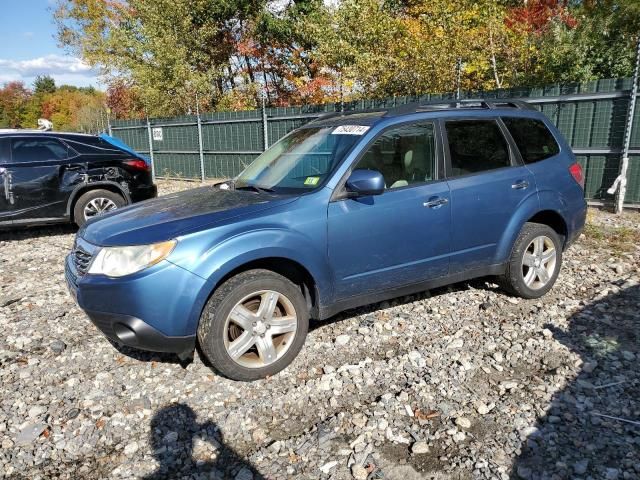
<box><xmin>502</xmin><ymin>117</ymin><xmax>560</xmax><ymax>163</ymax></box>
<box><xmin>445</xmin><ymin>120</ymin><xmax>511</xmax><ymax>177</ymax></box>
<box><xmin>65</xmin><ymin>137</ymin><xmax>122</xmax><ymax>155</ymax></box>
<box><xmin>0</xmin><ymin>138</ymin><xmax>9</xmax><ymax>163</ymax></box>
<box><xmin>11</xmin><ymin>138</ymin><xmax>69</xmax><ymax>163</ymax></box>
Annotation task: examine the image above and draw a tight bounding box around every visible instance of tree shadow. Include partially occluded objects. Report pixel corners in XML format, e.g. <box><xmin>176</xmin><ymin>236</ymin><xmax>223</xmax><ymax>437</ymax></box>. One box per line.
<box><xmin>511</xmin><ymin>283</ymin><xmax>640</xmax><ymax>479</ymax></box>
<box><xmin>144</xmin><ymin>404</ymin><xmax>264</xmax><ymax>480</ymax></box>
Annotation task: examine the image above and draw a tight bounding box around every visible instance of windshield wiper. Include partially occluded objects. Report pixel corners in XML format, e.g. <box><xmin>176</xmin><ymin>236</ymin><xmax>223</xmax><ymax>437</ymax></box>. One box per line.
<box><xmin>234</xmin><ymin>184</ymin><xmax>275</xmax><ymax>194</ymax></box>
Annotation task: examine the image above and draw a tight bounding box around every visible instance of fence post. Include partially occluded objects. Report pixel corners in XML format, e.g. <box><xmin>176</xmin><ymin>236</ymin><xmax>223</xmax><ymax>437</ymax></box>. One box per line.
<box><xmin>146</xmin><ymin>118</ymin><xmax>156</xmax><ymax>182</ymax></box>
<box><xmin>609</xmin><ymin>38</ymin><xmax>640</xmax><ymax>213</ymax></box>
<box><xmin>262</xmin><ymin>92</ymin><xmax>269</xmax><ymax>151</ymax></box>
<box><xmin>196</xmin><ymin>93</ymin><xmax>205</xmax><ymax>182</ymax></box>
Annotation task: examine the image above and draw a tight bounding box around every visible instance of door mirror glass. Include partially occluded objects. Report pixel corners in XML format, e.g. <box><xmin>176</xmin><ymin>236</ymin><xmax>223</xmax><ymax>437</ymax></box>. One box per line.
<box><xmin>345</xmin><ymin>169</ymin><xmax>385</xmax><ymax>196</ymax></box>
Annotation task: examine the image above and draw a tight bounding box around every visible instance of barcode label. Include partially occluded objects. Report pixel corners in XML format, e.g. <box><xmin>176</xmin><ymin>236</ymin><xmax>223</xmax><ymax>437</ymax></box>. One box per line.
<box><xmin>332</xmin><ymin>125</ymin><xmax>370</xmax><ymax>135</ymax></box>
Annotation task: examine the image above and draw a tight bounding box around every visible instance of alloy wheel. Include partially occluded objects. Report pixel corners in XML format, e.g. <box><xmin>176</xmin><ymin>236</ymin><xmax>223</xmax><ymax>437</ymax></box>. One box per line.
<box><xmin>84</xmin><ymin>197</ymin><xmax>118</xmax><ymax>220</ymax></box>
<box><xmin>521</xmin><ymin>235</ymin><xmax>557</xmax><ymax>290</ymax></box>
<box><xmin>223</xmin><ymin>290</ymin><xmax>298</xmax><ymax>368</ymax></box>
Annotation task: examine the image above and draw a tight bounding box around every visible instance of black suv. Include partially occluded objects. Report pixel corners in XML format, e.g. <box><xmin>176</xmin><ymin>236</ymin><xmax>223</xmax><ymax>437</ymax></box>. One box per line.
<box><xmin>0</xmin><ymin>131</ymin><xmax>156</xmax><ymax>228</ymax></box>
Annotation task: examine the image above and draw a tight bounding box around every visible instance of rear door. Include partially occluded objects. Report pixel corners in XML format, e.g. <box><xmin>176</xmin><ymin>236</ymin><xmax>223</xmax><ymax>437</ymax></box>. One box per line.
<box><xmin>442</xmin><ymin>118</ymin><xmax>537</xmax><ymax>273</ymax></box>
<box><xmin>8</xmin><ymin>136</ymin><xmax>75</xmax><ymax>220</ymax></box>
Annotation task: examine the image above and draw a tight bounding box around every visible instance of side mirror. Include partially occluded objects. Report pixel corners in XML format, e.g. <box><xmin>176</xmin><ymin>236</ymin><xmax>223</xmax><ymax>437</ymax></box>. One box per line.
<box><xmin>345</xmin><ymin>169</ymin><xmax>385</xmax><ymax>196</ymax></box>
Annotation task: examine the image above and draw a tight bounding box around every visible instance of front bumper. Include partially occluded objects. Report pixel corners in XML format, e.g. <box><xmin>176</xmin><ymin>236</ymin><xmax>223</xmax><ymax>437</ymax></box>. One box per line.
<box><xmin>83</xmin><ymin>310</ymin><xmax>195</xmax><ymax>355</ymax></box>
<box><xmin>65</xmin><ymin>250</ymin><xmax>205</xmax><ymax>356</ymax></box>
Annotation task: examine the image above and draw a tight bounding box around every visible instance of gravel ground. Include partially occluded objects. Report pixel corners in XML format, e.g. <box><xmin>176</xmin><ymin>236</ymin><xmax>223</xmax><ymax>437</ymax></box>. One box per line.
<box><xmin>1</xmin><ymin>180</ymin><xmax>639</xmax><ymax>480</ymax></box>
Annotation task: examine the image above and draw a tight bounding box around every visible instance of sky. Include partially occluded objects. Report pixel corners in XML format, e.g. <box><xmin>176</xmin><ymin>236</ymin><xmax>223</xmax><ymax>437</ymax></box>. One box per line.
<box><xmin>0</xmin><ymin>0</ymin><xmax>101</xmax><ymax>89</ymax></box>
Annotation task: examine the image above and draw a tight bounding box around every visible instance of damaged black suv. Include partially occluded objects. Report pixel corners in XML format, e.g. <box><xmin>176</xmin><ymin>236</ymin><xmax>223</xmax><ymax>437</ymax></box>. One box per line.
<box><xmin>0</xmin><ymin>131</ymin><xmax>156</xmax><ymax>228</ymax></box>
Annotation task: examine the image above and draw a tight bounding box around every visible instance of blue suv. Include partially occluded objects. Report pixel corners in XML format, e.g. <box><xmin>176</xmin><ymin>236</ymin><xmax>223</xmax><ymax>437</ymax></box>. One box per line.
<box><xmin>65</xmin><ymin>100</ymin><xmax>587</xmax><ymax>380</ymax></box>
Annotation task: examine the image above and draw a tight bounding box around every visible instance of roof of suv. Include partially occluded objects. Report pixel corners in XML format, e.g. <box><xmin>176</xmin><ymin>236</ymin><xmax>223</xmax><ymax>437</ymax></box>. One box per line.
<box><xmin>307</xmin><ymin>98</ymin><xmax>538</xmax><ymax>128</ymax></box>
<box><xmin>0</xmin><ymin>130</ymin><xmax>98</xmax><ymax>140</ymax></box>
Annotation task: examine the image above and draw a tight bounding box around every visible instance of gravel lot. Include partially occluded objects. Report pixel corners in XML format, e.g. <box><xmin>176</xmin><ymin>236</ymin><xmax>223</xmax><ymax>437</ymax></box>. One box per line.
<box><xmin>1</xmin><ymin>180</ymin><xmax>639</xmax><ymax>480</ymax></box>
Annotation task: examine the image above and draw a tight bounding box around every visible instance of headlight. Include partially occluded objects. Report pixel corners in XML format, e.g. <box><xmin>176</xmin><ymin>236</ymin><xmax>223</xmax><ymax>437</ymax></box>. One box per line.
<box><xmin>88</xmin><ymin>240</ymin><xmax>177</xmax><ymax>277</ymax></box>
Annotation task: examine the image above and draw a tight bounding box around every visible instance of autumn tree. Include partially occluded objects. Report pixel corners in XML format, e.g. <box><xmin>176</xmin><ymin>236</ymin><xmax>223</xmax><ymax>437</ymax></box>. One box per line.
<box><xmin>0</xmin><ymin>82</ymin><xmax>31</xmax><ymax>128</ymax></box>
<box><xmin>55</xmin><ymin>0</ymin><xmax>265</xmax><ymax>115</ymax></box>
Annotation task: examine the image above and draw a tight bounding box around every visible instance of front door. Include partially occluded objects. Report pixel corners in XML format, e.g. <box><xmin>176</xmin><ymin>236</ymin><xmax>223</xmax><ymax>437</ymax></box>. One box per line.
<box><xmin>442</xmin><ymin>118</ymin><xmax>537</xmax><ymax>273</ymax></box>
<box><xmin>328</xmin><ymin>121</ymin><xmax>451</xmax><ymax>300</ymax></box>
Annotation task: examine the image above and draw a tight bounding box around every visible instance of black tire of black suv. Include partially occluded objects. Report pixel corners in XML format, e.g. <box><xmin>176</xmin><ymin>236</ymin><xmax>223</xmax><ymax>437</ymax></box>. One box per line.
<box><xmin>73</xmin><ymin>189</ymin><xmax>126</xmax><ymax>227</ymax></box>
<box><xmin>499</xmin><ymin>222</ymin><xmax>563</xmax><ymax>299</ymax></box>
<box><xmin>197</xmin><ymin>269</ymin><xmax>309</xmax><ymax>381</ymax></box>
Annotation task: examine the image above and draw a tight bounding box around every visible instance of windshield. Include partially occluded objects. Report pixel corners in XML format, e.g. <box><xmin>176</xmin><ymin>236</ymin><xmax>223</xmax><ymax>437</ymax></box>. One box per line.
<box><xmin>234</xmin><ymin>126</ymin><xmax>363</xmax><ymax>193</ymax></box>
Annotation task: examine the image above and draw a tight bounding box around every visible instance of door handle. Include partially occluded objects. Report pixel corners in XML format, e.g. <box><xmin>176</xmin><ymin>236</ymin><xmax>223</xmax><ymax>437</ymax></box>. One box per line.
<box><xmin>512</xmin><ymin>180</ymin><xmax>529</xmax><ymax>190</ymax></box>
<box><xmin>423</xmin><ymin>197</ymin><xmax>449</xmax><ymax>208</ymax></box>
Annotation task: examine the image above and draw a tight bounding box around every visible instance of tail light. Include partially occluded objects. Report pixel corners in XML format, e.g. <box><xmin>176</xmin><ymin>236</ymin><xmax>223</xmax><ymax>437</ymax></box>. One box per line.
<box><xmin>124</xmin><ymin>159</ymin><xmax>151</xmax><ymax>172</ymax></box>
<box><xmin>569</xmin><ymin>162</ymin><xmax>584</xmax><ymax>189</ymax></box>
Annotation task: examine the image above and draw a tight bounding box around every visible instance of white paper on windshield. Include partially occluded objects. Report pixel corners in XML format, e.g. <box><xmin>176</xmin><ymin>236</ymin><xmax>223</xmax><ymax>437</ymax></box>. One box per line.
<box><xmin>332</xmin><ymin>125</ymin><xmax>370</xmax><ymax>135</ymax></box>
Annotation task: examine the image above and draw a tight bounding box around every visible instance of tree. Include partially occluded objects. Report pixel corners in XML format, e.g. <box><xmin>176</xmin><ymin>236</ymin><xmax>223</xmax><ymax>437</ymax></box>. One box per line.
<box><xmin>106</xmin><ymin>79</ymin><xmax>144</xmax><ymax>119</ymax></box>
<box><xmin>54</xmin><ymin>0</ymin><xmax>265</xmax><ymax>115</ymax></box>
<box><xmin>33</xmin><ymin>75</ymin><xmax>56</xmax><ymax>95</ymax></box>
<box><xmin>0</xmin><ymin>82</ymin><xmax>31</xmax><ymax>128</ymax></box>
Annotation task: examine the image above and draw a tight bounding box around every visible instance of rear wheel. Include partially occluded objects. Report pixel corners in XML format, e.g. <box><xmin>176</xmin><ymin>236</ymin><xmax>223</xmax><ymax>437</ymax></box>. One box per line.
<box><xmin>197</xmin><ymin>269</ymin><xmax>309</xmax><ymax>381</ymax></box>
<box><xmin>73</xmin><ymin>189</ymin><xmax>125</xmax><ymax>227</ymax></box>
<box><xmin>500</xmin><ymin>222</ymin><xmax>562</xmax><ymax>299</ymax></box>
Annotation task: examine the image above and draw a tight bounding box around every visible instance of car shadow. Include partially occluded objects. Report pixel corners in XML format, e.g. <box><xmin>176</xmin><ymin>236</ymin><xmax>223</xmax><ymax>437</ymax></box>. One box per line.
<box><xmin>511</xmin><ymin>283</ymin><xmax>639</xmax><ymax>479</ymax></box>
<box><xmin>143</xmin><ymin>403</ymin><xmax>264</xmax><ymax>480</ymax></box>
<box><xmin>310</xmin><ymin>276</ymin><xmax>499</xmax><ymax>332</ymax></box>
<box><xmin>108</xmin><ymin>340</ymin><xmax>188</xmax><ymax>366</ymax></box>
<box><xmin>0</xmin><ymin>223</ymin><xmax>77</xmax><ymax>242</ymax></box>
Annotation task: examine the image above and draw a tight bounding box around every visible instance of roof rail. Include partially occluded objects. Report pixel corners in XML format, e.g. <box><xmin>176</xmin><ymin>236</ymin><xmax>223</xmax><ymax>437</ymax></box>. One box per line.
<box><xmin>0</xmin><ymin>128</ymin><xmax>43</xmax><ymax>133</ymax></box>
<box><xmin>383</xmin><ymin>98</ymin><xmax>535</xmax><ymax>117</ymax></box>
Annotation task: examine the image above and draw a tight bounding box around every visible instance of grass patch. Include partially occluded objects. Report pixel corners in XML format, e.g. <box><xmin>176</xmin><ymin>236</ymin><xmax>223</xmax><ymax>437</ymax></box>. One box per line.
<box><xmin>583</xmin><ymin>217</ymin><xmax>639</xmax><ymax>256</ymax></box>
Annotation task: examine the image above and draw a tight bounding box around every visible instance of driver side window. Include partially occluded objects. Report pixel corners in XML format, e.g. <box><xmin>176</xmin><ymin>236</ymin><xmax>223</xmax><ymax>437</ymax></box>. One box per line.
<box><xmin>354</xmin><ymin>122</ymin><xmax>436</xmax><ymax>190</ymax></box>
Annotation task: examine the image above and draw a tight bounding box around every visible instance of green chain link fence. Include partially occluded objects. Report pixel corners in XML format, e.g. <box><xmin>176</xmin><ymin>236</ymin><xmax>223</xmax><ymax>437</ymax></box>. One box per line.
<box><xmin>110</xmin><ymin>77</ymin><xmax>640</xmax><ymax>205</ymax></box>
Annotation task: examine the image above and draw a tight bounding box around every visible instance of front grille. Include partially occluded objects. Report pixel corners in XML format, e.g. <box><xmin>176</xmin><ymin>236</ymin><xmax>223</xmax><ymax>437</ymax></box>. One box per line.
<box><xmin>73</xmin><ymin>245</ymin><xmax>94</xmax><ymax>275</ymax></box>
<box><xmin>65</xmin><ymin>260</ymin><xmax>78</xmax><ymax>288</ymax></box>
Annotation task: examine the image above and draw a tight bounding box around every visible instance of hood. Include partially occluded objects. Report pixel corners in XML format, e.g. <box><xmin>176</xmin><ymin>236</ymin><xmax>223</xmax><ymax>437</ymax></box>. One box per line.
<box><xmin>79</xmin><ymin>186</ymin><xmax>298</xmax><ymax>246</ymax></box>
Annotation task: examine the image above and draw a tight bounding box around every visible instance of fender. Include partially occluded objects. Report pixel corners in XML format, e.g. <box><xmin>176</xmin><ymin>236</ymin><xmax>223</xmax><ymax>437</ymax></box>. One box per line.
<box><xmin>65</xmin><ymin>180</ymin><xmax>132</xmax><ymax>217</ymax></box>
<box><xmin>175</xmin><ymin>228</ymin><xmax>335</xmax><ymax>332</ymax></box>
<box><xmin>494</xmin><ymin>191</ymin><xmax>542</xmax><ymax>264</ymax></box>
<box><xmin>536</xmin><ymin>187</ymin><xmax>585</xmax><ymax>245</ymax></box>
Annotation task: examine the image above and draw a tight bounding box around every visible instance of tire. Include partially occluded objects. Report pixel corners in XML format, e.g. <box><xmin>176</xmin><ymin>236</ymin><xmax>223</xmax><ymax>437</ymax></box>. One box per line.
<box><xmin>499</xmin><ymin>222</ymin><xmax>563</xmax><ymax>299</ymax></box>
<box><xmin>197</xmin><ymin>269</ymin><xmax>309</xmax><ymax>381</ymax></box>
<box><xmin>73</xmin><ymin>189</ymin><xmax>125</xmax><ymax>227</ymax></box>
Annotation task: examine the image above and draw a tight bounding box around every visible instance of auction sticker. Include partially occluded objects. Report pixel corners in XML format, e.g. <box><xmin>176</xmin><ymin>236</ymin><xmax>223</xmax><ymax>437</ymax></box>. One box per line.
<box><xmin>332</xmin><ymin>125</ymin><xmax>370</xmax><ymax>135</ymax></box>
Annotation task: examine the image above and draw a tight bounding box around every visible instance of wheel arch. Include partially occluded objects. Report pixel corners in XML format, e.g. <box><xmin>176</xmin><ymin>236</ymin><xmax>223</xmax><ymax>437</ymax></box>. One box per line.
<box><xmin>215</xmin><ymin>257</ymin><xmax>320</xmax><ymax>317</ymax></box>
<box><xmin>526</xmin><ymin>210</ymin><xmax>568</xmax><ymax>243</ymax></box>
<box><xmin>495</xmin><ymin>188</ymin><xmax>571</xmax><ymax>264</ymax></box>
<box><xmin>66</xmin><ymin>181</ymin><xmax>131</xmax><ymax>220</ymax></box>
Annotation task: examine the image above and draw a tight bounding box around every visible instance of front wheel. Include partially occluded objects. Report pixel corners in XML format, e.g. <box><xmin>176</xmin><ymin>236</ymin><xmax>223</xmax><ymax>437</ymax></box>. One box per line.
<box><xmin>499</xmin><ymin>222</ymin><xmax>563</xmax><ymax>299</ymax></box>
<box><xmin>197</xmin><ymin>269</ymin><xmax>309</xmax><ymax>381</ymax></box>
